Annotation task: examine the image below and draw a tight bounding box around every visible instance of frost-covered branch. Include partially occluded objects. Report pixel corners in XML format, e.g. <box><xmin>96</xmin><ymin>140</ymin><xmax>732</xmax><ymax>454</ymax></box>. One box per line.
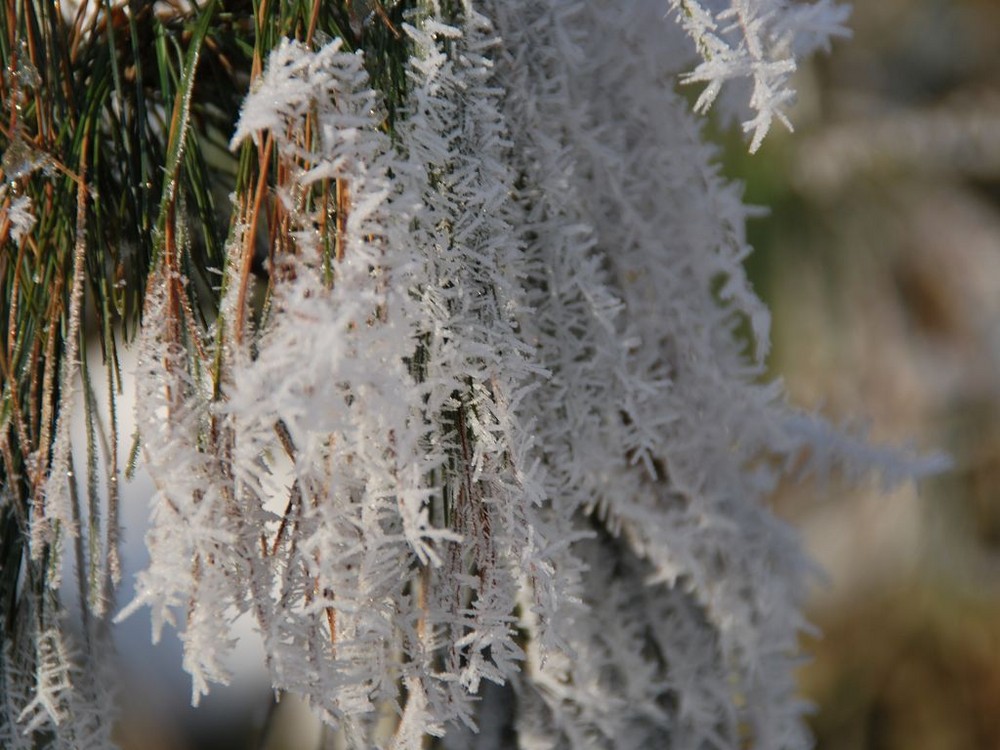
<box><xmin>6</xmin><ymin>2</ymin><xmax>943</xmax><ymax>749</ymax></box>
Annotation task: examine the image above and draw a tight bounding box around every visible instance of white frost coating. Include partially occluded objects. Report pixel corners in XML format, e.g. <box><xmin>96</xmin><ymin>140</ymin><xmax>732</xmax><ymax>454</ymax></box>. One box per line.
<box><xmin>392</xmin><ymin>6</ymin><xmax>563</xmax><ymax>731</ymax></box>
<box><xmin>7</xmin><ymin>194</ymin><xmax>36</xmax><ymax>243</ymax></box>
<box><xmin>0</xmin><ymin>183</ymin><xmax>36</xmax><ymax>244</ymax></box>
<box><xmin>486</xmin><ymin>1</ymin><xmax>937</xmax><ymax>747</ymax></box>
<box><xmin>5</xmin><ymin>625</ymin><xmax>117</xmax><ymax>750</ymax></box>
<box><xmin>670</xmin><ymin>0</ymin><xmax>851</xmax><ymax>150</ymax></box>
<box><xmin>116</xmin><ymin>268</ymin><xmax>238</xmax><ymax>706</ymax></box>
<box><xmin>229</xmin><ymin>41</ymin><xmax>325</xmax><ymax>150</ymax></box>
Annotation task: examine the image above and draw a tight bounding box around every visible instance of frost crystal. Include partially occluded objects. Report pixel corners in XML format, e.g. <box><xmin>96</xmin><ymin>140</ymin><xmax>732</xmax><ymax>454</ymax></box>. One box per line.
<box><xmin>670</xmin><ymin>0</ymin><xmax>851</xmax><ymax>150</ymax></box>
<box><xmin>1</xmin><ymin>189</ymin><xmax>36</xmax><ymax>242</ymax></box>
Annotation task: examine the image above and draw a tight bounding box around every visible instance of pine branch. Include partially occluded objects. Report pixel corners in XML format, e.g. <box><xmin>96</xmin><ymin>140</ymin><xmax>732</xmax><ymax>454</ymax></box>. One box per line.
<box><xmin>1</xmin><ymin>2</ymin><xmax>942</xmax><ymax>748</ymax></box>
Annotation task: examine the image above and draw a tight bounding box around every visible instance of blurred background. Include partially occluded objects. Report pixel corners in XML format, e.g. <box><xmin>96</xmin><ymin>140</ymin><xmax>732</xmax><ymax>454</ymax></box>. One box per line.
<box><xmin>720</xmin><ymin>0</ymin><xmax>1000</xmax><ymax>747</ymax></box>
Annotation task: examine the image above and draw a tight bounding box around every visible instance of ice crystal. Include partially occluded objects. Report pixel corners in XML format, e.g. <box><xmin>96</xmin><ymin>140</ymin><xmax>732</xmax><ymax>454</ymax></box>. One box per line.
<box><xmin>0</xmin><ymin>189</ymin><xmax>36</xmax><ymax>242</ymax></box>
<box><xmin>670</xmin><ymin>0</ymin><xmax>852</xmax><ymax>150</ymax></box>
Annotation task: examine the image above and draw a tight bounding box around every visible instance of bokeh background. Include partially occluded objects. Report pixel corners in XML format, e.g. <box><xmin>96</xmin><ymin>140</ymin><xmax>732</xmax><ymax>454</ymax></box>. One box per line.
<box><xmin>720</xmin><ymin>1</ymin><xmax>1000</xmax><ymax>747</ymax></box>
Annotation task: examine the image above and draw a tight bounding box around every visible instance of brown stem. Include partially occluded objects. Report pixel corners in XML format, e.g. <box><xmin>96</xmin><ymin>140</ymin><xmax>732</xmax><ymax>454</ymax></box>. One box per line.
<box><xmin>335</xmin><ymin>178</ymin><xmax>349</xmax><ymax>262</ymax></box>
<box><xmin>234</xmin><ymin>135</ymin><xmax>274</xmax><ymax>345</ymax></box>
